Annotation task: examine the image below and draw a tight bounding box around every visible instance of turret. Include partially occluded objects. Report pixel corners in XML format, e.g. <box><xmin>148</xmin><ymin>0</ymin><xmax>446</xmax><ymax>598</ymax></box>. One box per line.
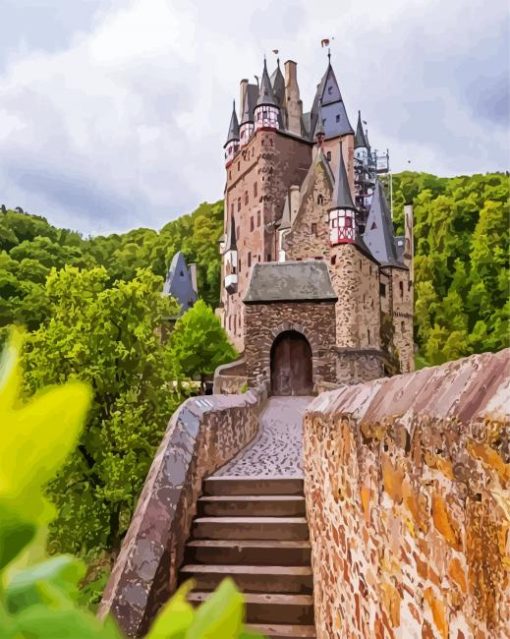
<box><xmin>354</xmin><ymin>111</ymin><xmax>369</xmax><ymax>163</ymax></box>
<box><xmin>224</xmin><ymin>100</ymin><xmax>240</xmax><ymax>166</ymax></box>
<box><xmin>223</xmin><ymin>213</ymin><xmax>238</xmax><ymax>294</ymax></box>
<box><xmin>329</xmin><ymin>144</ymin><xmax>357</xmax><ymax>244</ymax></box>
<box><xmin>254</xmin><ymin>59</ymin><xmax>280</xmax><ymax>131</ymax></box>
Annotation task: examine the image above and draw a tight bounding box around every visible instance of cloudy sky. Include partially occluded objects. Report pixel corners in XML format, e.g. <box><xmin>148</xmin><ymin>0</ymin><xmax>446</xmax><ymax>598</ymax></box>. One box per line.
<box><xmin>0</xmin><ymin>0</ymin><xmax>508</xmax><ymax>235</ymax></box>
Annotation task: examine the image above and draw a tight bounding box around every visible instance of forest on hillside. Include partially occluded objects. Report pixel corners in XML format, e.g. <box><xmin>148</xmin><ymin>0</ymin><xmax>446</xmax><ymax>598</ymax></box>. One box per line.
<box><xmin>0</xmin><ymin>170</ymin><xmax>508</xmax><ymax>602</ymax></box>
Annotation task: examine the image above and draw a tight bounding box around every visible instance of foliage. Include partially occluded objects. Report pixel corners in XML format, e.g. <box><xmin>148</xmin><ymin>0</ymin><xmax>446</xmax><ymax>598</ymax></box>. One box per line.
<box><xmin>0</xmin><ymin>333</ymin><xmax>263</xmax><ymax>638</ymax></box>
<box><xmin>22</xmin><ymin>267</ymin><xmax>184</xmax><ymax>559</ymax></box>
<box><xmin>169</xmin><ymin>300</ymin><xmax>237</xmax><ymax>390</ymax></box>
<box><xmin>386</xmin><ymin>171</ymin><xmax>509</xmax><ymax>364</ymax></box>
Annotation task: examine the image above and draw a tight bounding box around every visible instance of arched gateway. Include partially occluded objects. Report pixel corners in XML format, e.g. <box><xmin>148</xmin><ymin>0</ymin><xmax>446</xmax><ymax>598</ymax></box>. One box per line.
<box><xmin>270</xmin><ymin>330</ymin><xmax>313</xmax><ymax>396</ymax></box>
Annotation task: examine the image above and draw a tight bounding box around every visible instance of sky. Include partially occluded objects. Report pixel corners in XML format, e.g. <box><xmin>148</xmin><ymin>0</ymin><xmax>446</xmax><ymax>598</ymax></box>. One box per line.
<box><xmin>0</xmin><ymin>0</ymin><xmax>508</xmax><ymax>236</ymax></box>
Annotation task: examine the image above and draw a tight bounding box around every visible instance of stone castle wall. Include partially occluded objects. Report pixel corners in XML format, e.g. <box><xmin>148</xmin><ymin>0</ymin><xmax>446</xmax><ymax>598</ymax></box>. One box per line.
<box><xmin>99</xmin><ymin>389</ymin><xmax>265</xmax><ymax>637</ymax></box>
<box><xmin>244</xmin><ymin>301</ymin><xmax>337</xmax><ymax>387</ymax></box>
<box><xmin>304</xmin><ymin>349</ymin><xmax>509</xmax><ymax>639</ymax></box>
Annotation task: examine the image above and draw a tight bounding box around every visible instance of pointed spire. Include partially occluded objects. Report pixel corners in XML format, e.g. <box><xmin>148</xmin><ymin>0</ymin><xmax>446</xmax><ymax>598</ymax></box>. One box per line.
<box><xmin>257</xmin><ymin>58</ymin><xmax>278</xmax><ymax>107</ymax></box>
<box><xmin>331</xmin><ymin>143</ymin><xmax>355</xmax><ymax>210</ymax></box>
<box><xmin>279</xmin><ymin>192</ymin><xmax>292</xmax><ymax>230</ymax></box>
<box><xmin>270</xmin><ymin>62</ymin><xmax>286</xmax><ymax>108</ymax></box>
<box><xmin>224</xmin><ymin>212</ymin><xmax>237</xmax><ymax>252</ymax></box>
<box><xmin>363</xmin><ymin>180</ymin><xmax>399</xmax><ymax>265</ymax></box>
<box><xmin>355</xmin><ymin>111</ymin><xmax>369</xmax><ymax>149</ymax></box>
<box><xmin>225</xmin><ymin>100</ymin><xmax>240</xmax><ymax>144</ymax></box>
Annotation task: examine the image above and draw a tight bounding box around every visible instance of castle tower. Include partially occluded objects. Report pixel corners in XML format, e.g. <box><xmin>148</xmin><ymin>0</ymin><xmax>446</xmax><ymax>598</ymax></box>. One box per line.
<box><xmin>224</xmin><ymin>101</ymin><xmax>239</xmax><ymax>166</ymax></box>
<box><xmin>365</xmin><ymin>180</ymin><xmax>413</xmax><ymax>372</ymax></box>
<box><xmin>254</xmin><ymin>59</ymin><xmax>280</xmax><ymax>131</ymax></box>
<box><xmin>328</xmin><ymin>147</ymin><xmax>381</xmax><ymax>351</ymax></box>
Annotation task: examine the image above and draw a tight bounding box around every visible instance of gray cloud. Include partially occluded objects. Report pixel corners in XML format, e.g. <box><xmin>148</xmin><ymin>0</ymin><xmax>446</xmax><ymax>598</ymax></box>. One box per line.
<box><xmin>0</xmin><ymin>0</ymin><xmax>508</xmax><ymax>235</ymax></box>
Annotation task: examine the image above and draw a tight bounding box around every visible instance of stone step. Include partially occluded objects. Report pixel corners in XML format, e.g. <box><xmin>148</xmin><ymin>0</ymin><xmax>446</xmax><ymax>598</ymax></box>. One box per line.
<box><xmin>188</xmin><ymin>591</ymin><xmax>314</xmax><ymax>625</ymax></box>
<box><xmin>197</xmin><ymin>495</ymin><xmax>306</xmax><ymax>517</ymax></box>
<box><xmin>185</xmin><ymin>539</ymin><xmax>311</xmax><ymax>566</ymax></box>
<box><xmin>203</xmin><ymin>477</ymin><xmax>304</xmax><ymax>497</ymax></box>
<box><xmin>180</xmin><ymin>564</ymin><xmax>313</xmax><ymax>594</ymax></box>
<box><xmin>247</xmin><ymin>623</ymin><xmax>316</xmax><ymax>639</ymax></box>
<box><xmin>191</xmin><ymin>517</ymin><xmax>309</xmax><ymax>541</ymax></box>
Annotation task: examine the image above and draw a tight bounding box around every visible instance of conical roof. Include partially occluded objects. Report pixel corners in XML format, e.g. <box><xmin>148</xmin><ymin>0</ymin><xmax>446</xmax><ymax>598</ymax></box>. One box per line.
<box><xmin>309</xmin><ymin>61</ymin><xmax>354</xmax><ymax>139</ymax></box>
<box><xmin>257</xmin><ymin>59</ymin><xmax>278</xmax><ymax>107</ymax></box>
<box><xmin>363</xmin><ymin>180</ymin><xmax>399</xmax><ymax>265</ymax></box>
<box><xmin>225</xmin><ymin>100</ymin><xmax>239</xmax><ymax>145</ymax></box>
<box><xmin>270</xmin><ymin>61</ymin><xmax>286</xmax><ymax>108</ymax></box>
<box><xmin>331</xmin><ymin>144</ymin><xmax>355</xmax><ymax>210</ymax></box>
<box><xmin>224</xmin><ymin>213</ymin><xmax>237</xmax><ymax>252</ymax></box>
<box><xmin>355</xmin><ymin>111</ymin><xmax>369</xmax><ymax>149</ymax></box>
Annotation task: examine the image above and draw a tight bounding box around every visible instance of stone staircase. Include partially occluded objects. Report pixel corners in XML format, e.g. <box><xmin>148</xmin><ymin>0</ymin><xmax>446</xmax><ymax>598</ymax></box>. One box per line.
<box><xmin>181</xmin><ymin>476</ymin><xmax>315</xmax><ymax>639</ymax></box>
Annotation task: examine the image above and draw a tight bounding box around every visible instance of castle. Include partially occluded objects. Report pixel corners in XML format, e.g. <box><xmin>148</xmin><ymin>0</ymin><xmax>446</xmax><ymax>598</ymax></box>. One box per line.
<box><xmin>217</xmin><ymin>56</ymin><xmax>414</xmax><ymax>394</ymax></box>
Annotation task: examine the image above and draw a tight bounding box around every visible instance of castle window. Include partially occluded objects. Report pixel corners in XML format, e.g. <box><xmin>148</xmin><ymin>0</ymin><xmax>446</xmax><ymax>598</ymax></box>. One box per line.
<box><xmin>229</xmin><ymin>170</ymin><xmax>231</xmax><ymax>179</ymax></box>
<box><xmin>311</xmin><ymin>223</ymin><xmax>317</xmax><ymax>236</ymax></box>
<box><xmin>317</xmin><ymin>194</ymin><xmax>324</xmax><ymax>205</ymax></box>
<box><xmin>401</xmin><ymin>321</ymin><xmax>405</xmax><ymax>333</ymax></box>
<box><xmin>331</xmin><ymin>255</ymin><xmax>337</xmax><ymax>265</ymax></box>
<box><xmin>237</xmin><ymin>162</ymin><xmax>240</xmax><ymax>171</ymax></box>
<box><xmin>257</xmin><ymin>211</ymin><xmax>261</xmax><ymax>227</ymax></box>
<box><xmin>250</xmin><ymin>217</ymin><xmax>254</xmax><ymax>231</ymax></box>
<box><xmin>228</xmin><ymin>316</ymin><xmax>231</xmax><ymax>331</ymax></box>
<box><xmin>180</xmin><ymin>270</ymin><xmax>184</xmax><ymax>277</ymax></box>
<box><xmin>248</xmin><ymin>252</ymin><xmax>252</xmax><ymax>267</ymax></box>
<box><xmin>380</xmin><ymin>283</ymin><xmax>386</xmax><ymax>297</ymax></box>
<box><xmin>315</xmin><ymin>256</ymin><xmax>322</xmax><ymax>260</ymax></box>
<box><xmin>399</xmin><ymin>281</ymin><xmax>404</xmax><ymax>298</ymax></box>
<box><xmin>328</xmin><ymin>86</ymin><xmax>333</xmax><ymax>95</ymax></box>
<box><xmin>238</xmin><ymin>258</ymin><xmax>241</xmax><ymax>272</ymax></box>
<box><xmin>267</xmin><ymin>253</ymin><xmax>271</xmax><ymax>261</ymax></box>
<box><xmin>251</xmin><ymin>147</ymin><xmax>255</xmax><ymax>157</ymax></box>
<box><xmin>336</xmin><ymin>114</ymin><xmax>340</xmax><ymax>122</ymax></box>
<box><xmin>230</xmin><ymin>202</ymin><xmax>234</xmax><ymax>216</ymax></box>
<box><xmin>244</xmin><ymin>191</ymin><xmax>249</xmax><ymax>205</ymax></box>
<box><xmin>345</xmin><ymin>217</ymin><xmax>353</xmax><ymax>228</ymax></box>
<box><xmin>367</xmin><ymin>329</ymin><xmax>371</xmax><ymax>344</ymax></box>
<box><xmin>326</xmin><ymin>151</ymin><xmax>331</xmax><ymax>161</ymax></box>
<box><xmin>254</xmin><ymin>182</ymin><xmax>258</xmax><ymax>198</ymax></box>
<box><xmin>237</xmin><ymin>198</ymin><xmax>241</xmax><ymax>212</ymax></box>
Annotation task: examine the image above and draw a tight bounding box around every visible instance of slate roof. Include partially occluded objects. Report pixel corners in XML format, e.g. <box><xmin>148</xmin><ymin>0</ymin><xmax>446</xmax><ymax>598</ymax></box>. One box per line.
<box><xmin>331</xmin><ymin>144</ymin><xmax>355</xmax><ymax>210</ymax></box>
<box><xmin>270</xmin><ymin>62</ymin><xmax>286</xmax><ymax>108</ymax></box>
<box><xmin>225</xmin><ymin>101</ymin><xmax>239</xmax><ymax>145</ymax></box>
<box><xmin>311</xmin><ymin>62</ymin><xmax>354</xmax><ymax>139</ymax></box>
<box><xmin>163</xmin><ymin>252</ymin><xmax>198</xmax><ymax>312</ymax></box>
<box><xmin>355</xmin><ymin>111</ymin><xmax>369</xmax><ymax>149</ymax></box>
<box><xmin>224</xmin><ymin>213</ymin><xmax>237</xmax><ymax>252</ymax></box>
<box><xmin>241</xmin><ymin>84</ymin><xmax>258</xmax><ymax>124</ymax></box>
<box><xmin>244</xmin><ymin>261</ymin><xmax>337</xmax><ymax>303</ymax></box>
<box><xmin>363</xmin><ymin>180</ymin><xmax>400</xmax><ymax>266</ymax></box>
<box><xmin>257</xmin><ymin>59</ymin><xmax>278</xmax><ymax>107</ymax></box>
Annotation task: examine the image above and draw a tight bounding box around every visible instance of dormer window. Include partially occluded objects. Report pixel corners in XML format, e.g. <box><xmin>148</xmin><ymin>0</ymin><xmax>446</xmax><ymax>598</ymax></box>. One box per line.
<box><xmin>328</xmin><ymin>86</ymin><xmax>333</xmax><ymax>95</ymax></box>
<box><xmin>336</xmin><ymin>114</ymin><xmax>340</xmax><ymax>122</ymax></box>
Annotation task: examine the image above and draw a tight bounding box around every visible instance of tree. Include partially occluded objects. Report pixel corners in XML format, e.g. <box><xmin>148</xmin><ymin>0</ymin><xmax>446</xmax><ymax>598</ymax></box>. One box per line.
<box><xmin>22</xmin><ymin>267</ymin><xmax>183</xmax><ymax>562</ymax></box>
<box><xmin>169</xmin><ymin>300</ymin><xmax>237</xmax><ymax>390</ymax></box>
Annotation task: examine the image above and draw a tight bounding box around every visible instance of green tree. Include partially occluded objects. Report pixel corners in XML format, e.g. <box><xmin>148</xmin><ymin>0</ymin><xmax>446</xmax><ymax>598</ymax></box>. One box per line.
<box><xmin>169</xmin><ymin>300</ymin><xmax>237</xmax><ymax>391</ymax></box>
<box><xmin>22</xmin><ymin>267</ymin><xmax>183</xmax><ymax>565</ymax></box>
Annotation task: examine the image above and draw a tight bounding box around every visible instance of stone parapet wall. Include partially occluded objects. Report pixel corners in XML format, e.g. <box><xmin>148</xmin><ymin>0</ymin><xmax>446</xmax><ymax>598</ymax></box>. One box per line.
<box><xmin>304</xmin><ymin>349</ymin><xmax>509</xmax><ymax>639</ymax></box>
<box><xmin>99</xmin><ymin>389</ymin><xmax>265</xmax><ymax>637</ymax></box>
<box><xmin>335</xmin><ymin>347</ymin><xmax>386</xmax><ymax>384</ymax></box>
<box><xmin>213</xmin><ymin>357</ymin><xmax>249</xmax><ymax>394</ymax></box>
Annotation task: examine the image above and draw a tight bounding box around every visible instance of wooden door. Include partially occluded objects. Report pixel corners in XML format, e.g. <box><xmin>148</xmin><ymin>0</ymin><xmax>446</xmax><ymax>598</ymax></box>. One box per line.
<box><xmin>270</xmin><ymin>331</ymin><xmax>313</xmax><ymax>396</ymax></box>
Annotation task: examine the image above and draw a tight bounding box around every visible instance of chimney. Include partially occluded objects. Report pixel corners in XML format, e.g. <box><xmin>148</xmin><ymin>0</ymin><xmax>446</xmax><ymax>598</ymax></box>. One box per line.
<box><xmin>289</xmin><ymin>185</ymin><xmax>300</xmax><ymax>225</ymax></box>
<box><xmin>240</xmin><ymin>79</ymin><xmax>248</xmax><ymax>116</ymax></box>
<box><xmin>189</xmin><ymin>263</ymin><xmax>198</xmax><ymax>295</ymax></box>
<box><xmin>284</xmin><ymin>60</ymin><xmax>302</xmax><ymax>136</ymax></box>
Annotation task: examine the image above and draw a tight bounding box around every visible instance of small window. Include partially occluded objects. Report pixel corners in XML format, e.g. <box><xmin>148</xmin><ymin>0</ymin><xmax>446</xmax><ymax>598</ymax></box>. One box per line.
<box><xmin>267</xmin><ymin>253</ymin><xmax>271</xmax><ymax>261</ymax></box>
<box><xmin>248</xmin><ymin>252</ymin><xmax>252</xmax><ymax>267</ymax></box>
<box><xmin>237</xmin><ymin>162</ymin><xmax>240</xmax><ymax>171</ymax></box>
<box><xmin>326</xmin><ymin>151</ymin><xmax>331</xmax><ymax>161</ymax></box>
<box><xmin>345</xmin><ymin>217</ymin><xmax>353</xmax><ymax>228</ymax></box>
<box><xmin>257</xmin><ymin>211</ymin><xmax>261</xmax><ymax>227</ymax></box>
<box><xmin>315</xmin><ymin>256</ymin><xmax>322</xmax><ymax>260</ymax></box>
<box><xmin>229</xmin><ymin>170</ymin><xmax>231</xmax><ymax>179</ymax></box>
<box><xmin>317</xmin><ymin>194</ymin><xmax>324</xmax><ymax>205</ymax></box>
<box><xmin>250</xmin><ymin>217</ymin><xmax>254</xmax><ymax>231</ymax></box>
<box><xmin>367</xmin><ymin>329</ymin><xmax>371</xmax><ymax>344</ymax></box>
<box><xmin>328</xmin><ymin>86</ymin><xmax>333</xmax><ymax>95</ymax></box>
<box><xmin>244</xmin><ymin>191</ymin><xmax>249</xmax><ymax>205</ymax></box>
<box><xmin>254</xmin><ymin>182</ymin><xmax>258</xmax><ymax>198</ymax></box>
<box><xmin>251</xmin><ymin>147</ymin><xmax>255</xmax><ymax>157</ymax></box>
<box><xmin>179</xmin><ymin>270</ymin><xmax>184</xmax><ymax>277</ymax></box>
<box><xmin>401</xmin><ymin>320</ymin><xmax>405</xmax><ymax>333</ymax></box>
<box><xmin>230</xmin><ymin>203</ymin><xmax>234</xmax><ymax>216</ymax></box>
<box><xmin>399</xmin><ymin>281</ymin><xmax>404</xmax><ymax>298</ymax></box>
<box><xmin>359</xmin><ymin>259</ymin><xmax>362</xmax><ymax>269</ymax></box>
<box><xmin>331</xmin><ymin>255</ymin><xmax>337</xmax><ymax>265</ymax></box>
<box><xmin>237</xmin><ymin>198</ymin><xmax>241</xmax><ymax>212</ymax></box>
<box><xmin>380</xmin><ymin>283</ymin><xmax>386</xmax><ymax>297</ymax></box>
<box><xmin>311</xmin><ymin>222</ymin><xmax>317</xmax><ymax>235</ymax></box>
<box><xmin>238</xmin><ymin>258</ymin><xmax>241</xmax><ymax>272</ymax></box>
<box><xmin>336</xmin><ymin>114</ymin><xmax>340</xmax><ymax>123</ymax></box>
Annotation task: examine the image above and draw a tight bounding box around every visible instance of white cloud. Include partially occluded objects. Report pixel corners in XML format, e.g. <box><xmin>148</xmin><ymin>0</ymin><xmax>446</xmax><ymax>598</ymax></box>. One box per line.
<box><xmin>0</xmin><ymin>0</ymin><xmax>508</xmax><ymax>235</ymax></box>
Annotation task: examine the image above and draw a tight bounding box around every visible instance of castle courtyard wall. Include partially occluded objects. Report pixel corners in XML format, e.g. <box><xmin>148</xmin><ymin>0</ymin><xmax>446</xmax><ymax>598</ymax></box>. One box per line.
<box><xmin>304</xmin><ymin>349</ymin><xmax>510</xmax><ymax>639</ymax></box>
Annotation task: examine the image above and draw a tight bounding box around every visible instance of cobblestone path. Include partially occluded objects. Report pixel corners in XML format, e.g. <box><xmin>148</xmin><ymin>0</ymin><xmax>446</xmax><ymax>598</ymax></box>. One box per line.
<box><xmin>214</xmin><ymin>396</ymin><xmax>312</xmax><ymax>478</ymax></box>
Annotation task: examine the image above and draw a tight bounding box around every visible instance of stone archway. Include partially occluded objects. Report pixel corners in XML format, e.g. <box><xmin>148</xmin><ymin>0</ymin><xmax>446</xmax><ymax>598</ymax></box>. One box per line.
<box><xmin>270</xmin><ymin>330</ymin><xmax>313</xmax><ymax>396</ymax></box>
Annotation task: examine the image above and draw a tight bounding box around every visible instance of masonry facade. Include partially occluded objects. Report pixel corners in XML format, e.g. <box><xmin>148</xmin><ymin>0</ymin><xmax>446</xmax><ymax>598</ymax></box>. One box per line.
<box><xmin>217</xmin><ymin>56</ymin><xmax>414</xmax><ymax>392</ymax></box>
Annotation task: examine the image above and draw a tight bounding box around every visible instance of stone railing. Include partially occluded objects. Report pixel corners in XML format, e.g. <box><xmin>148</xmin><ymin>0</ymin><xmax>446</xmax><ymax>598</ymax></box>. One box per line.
<box><xmin>304</xmin><ymin>349</ymin><xmax>509</xmax><ymax>639</ymax></box>
<box><xmin>213</xmin><ymin>357</ymin><xmax>249</xmax><ymax>394</ymax></box>
<box><xmin>99</xmin><ymin>388</ymin><xmax>265</xmax><ymax>637</ymax></box>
